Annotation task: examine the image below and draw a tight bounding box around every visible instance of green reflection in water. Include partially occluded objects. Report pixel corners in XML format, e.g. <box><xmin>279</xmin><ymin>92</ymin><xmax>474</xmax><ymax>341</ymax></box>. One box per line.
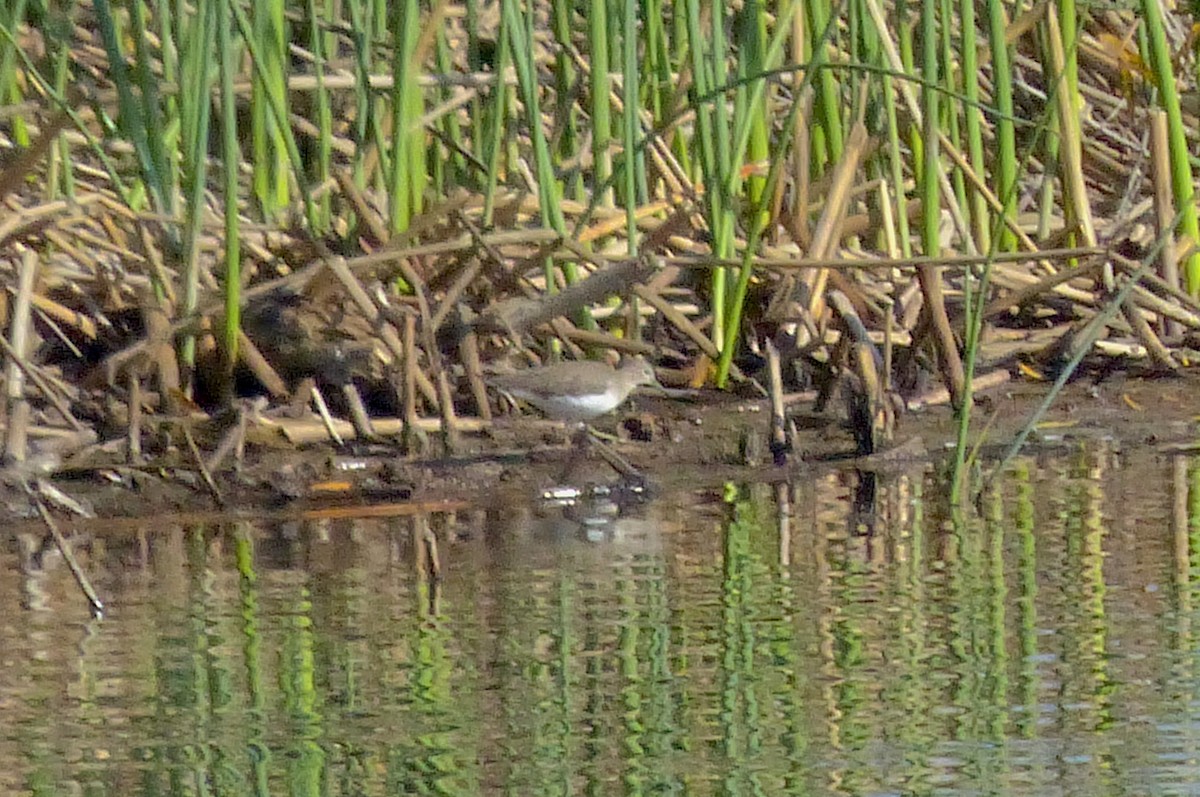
<box><xmin>235</xmin><ymin>525</ymin><xmax>269</xmax><ymax>797</ymax></box>
<box><xmin>13</xmin><ymin>446</ymin><xmax>1200</xmax><ymax>795</ymax></box>
<box><xmin>1013</xmin><ymin>459</ymin><xmax>1038</xmax><ymax>742</ymax></box>
<box><xmin>718</xmin><ymin>484</ymin><xmax>768</xmax><ymax>797</ymax></box>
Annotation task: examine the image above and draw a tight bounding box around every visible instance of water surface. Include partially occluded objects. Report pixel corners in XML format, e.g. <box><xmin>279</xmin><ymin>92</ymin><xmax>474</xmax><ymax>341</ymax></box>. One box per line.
<box><xmin>4</xmin><ymin>441</ymin><xmax>1199</xmax><ymax>796</ymax></box>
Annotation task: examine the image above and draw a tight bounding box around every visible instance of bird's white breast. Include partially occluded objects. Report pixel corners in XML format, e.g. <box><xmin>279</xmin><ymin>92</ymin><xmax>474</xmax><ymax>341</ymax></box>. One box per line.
<box><xmin>513</xmin><ymin>387</ymin><xmax>622</xmax><ymax>422</ymax></box>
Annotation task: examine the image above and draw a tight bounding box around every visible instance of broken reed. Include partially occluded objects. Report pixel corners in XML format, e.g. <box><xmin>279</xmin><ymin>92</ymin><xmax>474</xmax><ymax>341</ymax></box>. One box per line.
<box><xmin>3</xmin><ymin>0</ymin><xmax>1200</xmax><ymax>396</ymax></box>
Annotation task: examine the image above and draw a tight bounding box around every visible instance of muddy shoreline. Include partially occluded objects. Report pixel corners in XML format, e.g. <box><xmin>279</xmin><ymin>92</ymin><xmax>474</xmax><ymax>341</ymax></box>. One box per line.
<box><xmin>4</xmin><ymin>371</ymin><xmax>1198</xmax><ymax>527</ymax></box>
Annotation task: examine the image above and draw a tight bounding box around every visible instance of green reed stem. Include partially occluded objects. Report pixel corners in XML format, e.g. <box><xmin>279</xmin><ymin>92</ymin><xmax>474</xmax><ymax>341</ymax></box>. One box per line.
<box><xmin>986</xmin><ymin>0</ymin><xmax>1017</xmax><ymax>251</ymax></box>
<box><xmin>46</xmin><ymin>0</ymin><xmax>78</xmax><ymax>200</ymax></box>
<box><xmin>954</xmin><ymin>18</ymin><xmax>1088</xmax><ymax>503</ymax></box>
<box><xmin>180</xmin><ymin>0</ymin><xmax>216</xmax><ymax>375</ymax></box>
<box><xmin>1142</xmin><ymin>0</ymin><xmax>1200</xmax><ymax>293</ymax></box>
<box><xmin>481</xmin><ymin>0</ymin><xmax>512</xmax><ymax>227</ymax></box>
<box><xmin>878</xmin><ymin>44</ymin><xmax>910</xmax><ymax>256</ymax></box>
<box><xmin>643</xmin><ymin>0</ymin><xmax>669</xmax><ymax>131</ymax></box>
<box><xmin>683</xmin><ymin>0</ymin><xmax>732</xmax><ymax>352</ymax></box>
<box><xmin>0</xmin><ymin>0</ymin><xmax>30</xmax><ymax>148</ymax></box>
<box><xmin>0</xmin><ymin>31</ymin><xmax>133</xmax><ymax>202</ymax></box>
<box><xmin>732</xmin><ymin>0</ymin><xmax>770</xmax><ymax>238</ymax></box>
<box><xmin>938</xmin><ymin>0</ymin><xmax>967</xmax><ymax>246</ymax></box>
<box><xmin>958</xmin><ymin>0</ymin><xmax>987</xmax><ymax>251</ymax></box>
<box><xmin>589</xmin><ymin>0</ymin><xmax>613</xmax><ymax>207</ymax></box>
<box><xmin>389</xmin><ymin>0</ymin><xmax>423</xmax><ymax>233</ymax></box>
<box><xmin>346</xmin><ymin>0</ymin><xmax>377</xmax><ymax>192</ymax></box>
<box><xmin>228</xmin><ymin>1</ymin><xmax>316</xmax><ymax>225</ymax></box>
<box><xmin>807</xmin><ymin>0</ymin><xmax>844</xmax><ymax>167</ymax></box>
<box><xmin>251</xmin><ymin>0</ymin><xmax>289</xmax><ymax>219</ymax></box>
<box><xmin>307</xmin><ymin>0</ymin><xmax>333</xmax><ymax>231</ymax></box>
<box><xmin>504</xmin><ymin>0</ymin><xmax>591</xmax><ymax>330</ymax></box>
<box><xmin>711</xmin><ymin>0</ymin><xmax>736</xmax><ymax>353</ymax></box>
<box><xmin>465</xmin><ymin>0</ymin><xmax>484</xmax><ymax>159</ymax></box>
<box><xmin>551</xmin><ymin>0</ymin><xmax>582</xmax><ymax>201</ymax></box>
<box><xmin>715</xmin><ymin>0</ymin><xmax>821</xmax><ymax>388</ymax></box>
<box><xmin>217</xmin><ymin>0</ymin><xmax>241</xmax><ymax>391</ymax></box>
<box><xmin>93</xmin><ymin>0</ymin><xmax>161</xmax><ymax>215</ymax></box>
<box><xmin>622</xmin><ymin>0</ymin><xmax>640</xmax><ymax>250</ymax></box>
<box><xmin>668</xmin><ymin>1</ymin><xmax>692</xmax><ymax>177</ymax></box>
<box><xmin>919</xmin><ymin>0</ymin><xmax>939</xmax><ymax>257</ymax></box>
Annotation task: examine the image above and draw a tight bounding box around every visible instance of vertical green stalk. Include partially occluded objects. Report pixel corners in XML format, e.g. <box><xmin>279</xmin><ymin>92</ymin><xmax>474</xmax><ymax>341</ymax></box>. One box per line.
<box><xmin>46</xmin><ymin>0</ymin><xmax>78</xmax><ymax>200</ymax></box>
<box><xmin>178</xmin><ymin>0</ymin><xmax>207</xmax><ymax>179</ymax></box>
<box><xmin>347</xmin><ymin>0</ymin><xmax>377</xmax><ymax>193</ymax></box>
<box><xmin>132</xmin><ymin>0</ymin><xmax>175</xmax><ymax>218</ymax></box>
<box><xmin>1060</xmin><ymin>0</ymin><xmax>1079</xmax><ymax>115</ymax></box>
<box><xmin>551</xmin><ymin>0</ymin><xmax>583</xmax><ymax>201</ymax></box>
<box><xmin>389</xmin><ymin>0</ymin><xmax>425</xmax><ymax>234</ymax></box>
<box><xmin>505</xmin><ymin>0</ymin><xmax>565</xmax><ymax>237</ymax></box>
<box><xmin>878</xmin><ymin>30</ymin><xmax>910</xmax><ymax>256</ymax></box>
<box><xmin>218</xmin><ymin>0</ymin><xmax>242</xmax><ymax>393</ymax></box>
<box><xmin>708</xmin><ymin>0</ymin><xmax>734</xmax><ymax>351</ymax></box>
<box><xmin>0</xmin><ymin>0</ymin><xmax>30</xmax><ymax>147</ymax></box>
<box><xmin>714</xmin><ymin>0</ymin><xmax>810</xmax><ymax>387</ymax></box>
<box><xmin>589</xmin><ymin>0</ymin><xmax>613</xmax><ymax>207</ymax></box>
<box><xmin>503</xmin><ymin>0</ymin><xmax>589</xmax><ymax>323</ymax></box>
<box><xmin>896</xmin><ymin>2</ymin><xmax>923</xmax><ymax>221</ymax></box>
<box><xmin>986</xmin><ymin>0</ymin><xmax>1017</xmax><ymax>251</ymax></box>
<box><xmin>669</xmin><ymin>0</ymin><xmax>693</xmax><ymax>176</ymax></box>
<box><xmin>228</xmin><ymin>0</ymin><xmax>315</xmax><ymax>224</ymax></box>
<box><xmin>1033</xmin><ymin>18</ymin><xmax>1062</xmax><ymax>245</ymax></box>
<box><xmin>156</xmin><ymin>0</ymin><xmax>178</xmax><ymax>169</ymax></box>
<box><xmin>481</xmin><ymin>0</ymin><xmax>512</xmax><ymax>226</ymax></box>
<box><xmin>93</xmin><ymin>0</ymin><xmax>168</xmax><ymax>297</ymax></box>
<box><xmin>92</xmin><ymin>0</ymin><xmax>154</xmax><ymax>206</ymax></box>
<box><xmin>643</xmin><ymin>0</ymin><xmax>669</xmax><ymax>131</ymax></box>
<box><xmin>683</xmin><ymin>0</ymin><xmax>733</xmax><ymax>352</ymax></box>
<box><xmin>920</xmin><ymin>0</ymin><xmax>939</xmax><ymax>257</ymax></box>
<box><xmin>937</xmin><ymin>0</ymin><xmax>967</xmax><ymax>244</ymax></box>
<box><xmin>728</xmin><ymin>0</ymin><xmax>796</xmax><ymax>191</ymax></box>
<box><xmin>370</xmin><ymin>0</ymin><xmax>389</xmax><ymax>190</ymax></box>
<box><xmin>734</xmin><ymin>0</ymin><xmax>770</xmax><ymax>239</ymax></box>
<box><xmin>847</xmin><ymin>0</ymin><xmax>862</xmax><ymax>107</ymax></box>
<box><xmin>307</xmin><ymin>0</ymin><xmax>333</xmax><ymax>231</ymax></box>
<box><xmin>684</xmin><ymin>0</ymin><xmax>717</xmax><ymax>219</ymax></box>
<box><xmin>465</xmin><ymin>0</ymin><xmax>485</xmax><ymax>163</ymax></box>
<box><xmin>1035</xmin><ymin>154</ymin><xmax>1059</xmax><ymax>245</ymax></box>
<box><xmin>179</xmin><ymin>0</ymin><xmax>217</xmax><ymax>376</ymax></box>
<box><xmin>807</xmin><ymin>0</ymin><xmax>844</xmax><ymax>167</ymax></box>
<box><xmin>251</xmin><ymin>0</ymin><xmax>289</xmax><ymax>218</ymax></box>
<box><xmin>442</xmin><ymin>30</ymin><xmax>468</xmax><ymax>190</ymax></box>
<box><xmin>1144</xmin><ymin>0</ymin><xmax>1200</xmax><ymax>291</ymax></box>
<box><xmin>621</xmin><ymin>0</ymin><xmax>641</xmax><ymax>250</ymax></box>
<box><xmin>1050</xmin><ymin>0</ymin><xmax>1079</xmax><ymax>251</ymax></box>
<box><xmin>959</xmin><ymin>0</ymin><xmax>988</xmax><ymax>251</ymax></box>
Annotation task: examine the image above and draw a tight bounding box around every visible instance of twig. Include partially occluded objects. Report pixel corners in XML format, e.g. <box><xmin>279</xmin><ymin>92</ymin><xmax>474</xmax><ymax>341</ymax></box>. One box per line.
<box><xmin>4</xmin><ymin>250</ymin><xmax>38</xmax><ymax>464</ymax></box>
<box><xmin>765</xmin><ymin>338</ymin><xmax>788</xmax><ymax>466</ymax></box>
<box><xmin>24</xmin><ymin>480</ymin><xmax>104</xmax><ymax>617</ymax></box>
<box><xmin>311</xmin><ymin>384</ymin><xmax>344</xmax><ymax>446</ymax></box>
<box><xmin>182</xmin><ymin>426</ymin><xmax>223</xmax><ymax>505</ymax></box>
<box><xmin>0</xmin><ymin>331</ymin><xmax>85</xmax><ymax>432</ymax></box>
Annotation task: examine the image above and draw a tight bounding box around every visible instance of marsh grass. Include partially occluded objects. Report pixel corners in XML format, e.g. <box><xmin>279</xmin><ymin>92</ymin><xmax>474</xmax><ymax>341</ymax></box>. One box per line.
<box><xmin>2</xmin><ymin>0</ymin><xmax>1200</xmax><ymax>487</ymax></box>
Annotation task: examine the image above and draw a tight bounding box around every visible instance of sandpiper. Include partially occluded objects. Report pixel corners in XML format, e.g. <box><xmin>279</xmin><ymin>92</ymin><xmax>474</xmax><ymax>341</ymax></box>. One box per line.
<box><xmin>488</xmin><ymin>358</ymin><xmax>658</xmax><ymax>422</ymax></box>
